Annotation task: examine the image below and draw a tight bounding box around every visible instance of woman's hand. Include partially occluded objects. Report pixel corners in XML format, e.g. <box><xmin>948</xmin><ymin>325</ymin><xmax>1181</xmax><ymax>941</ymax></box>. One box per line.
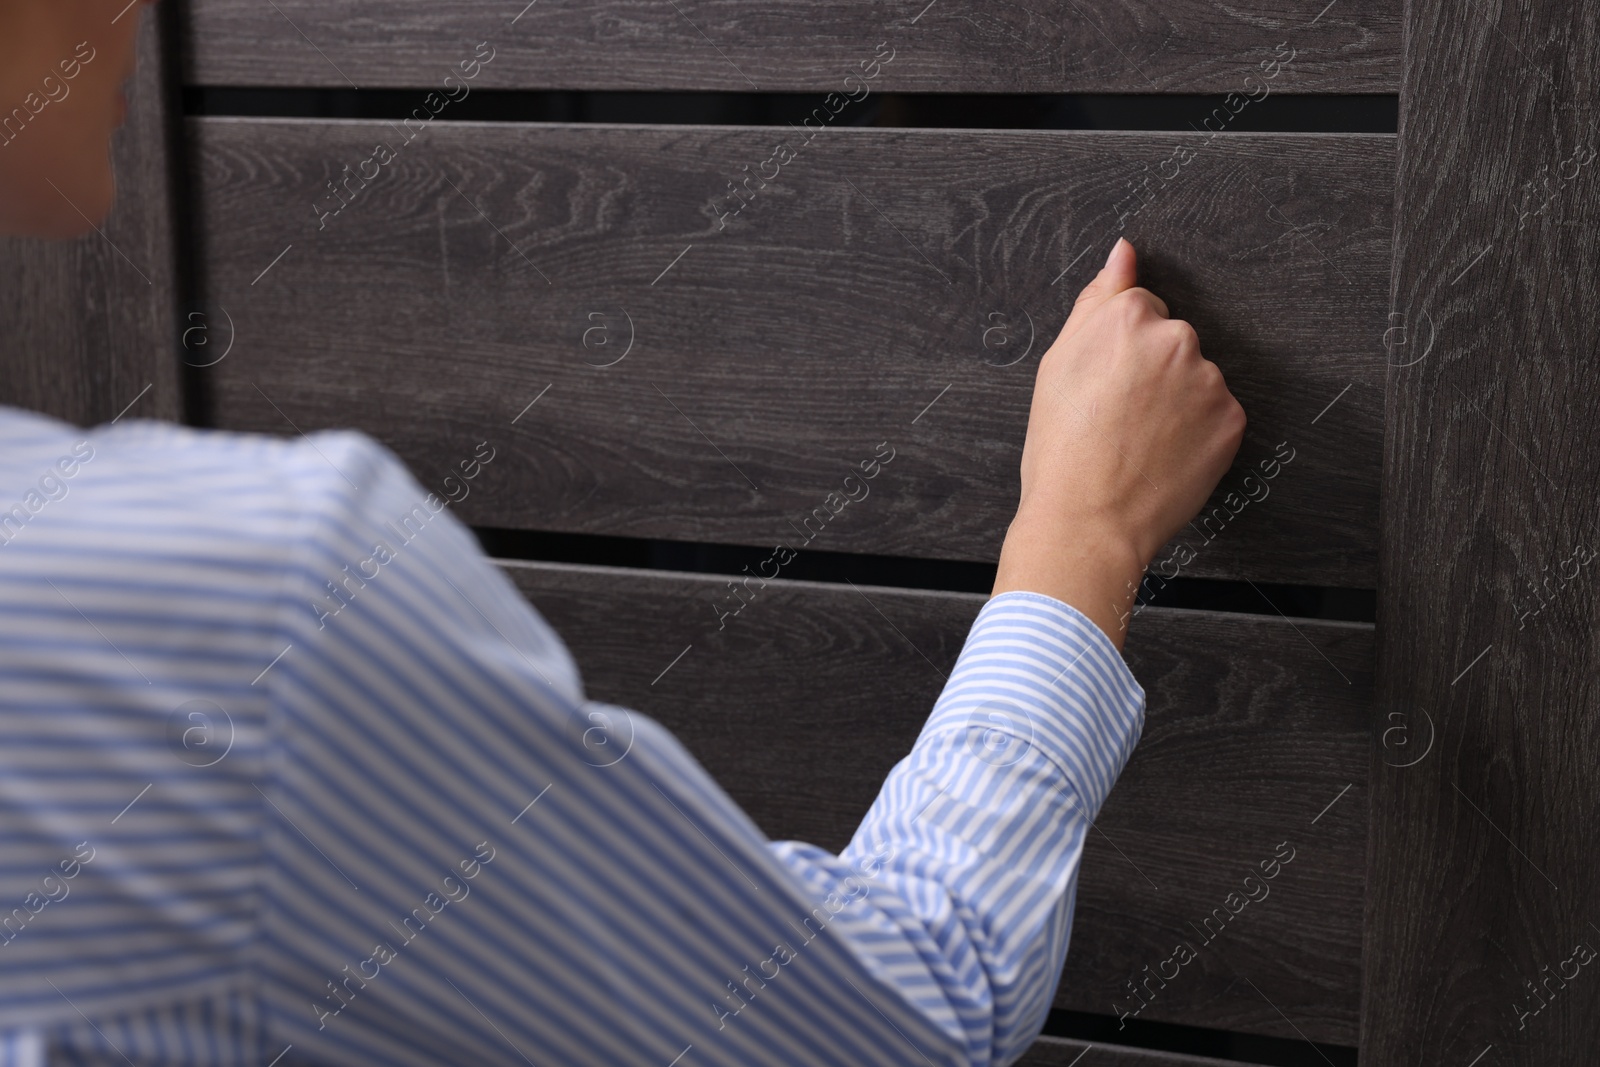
<box><xmin>992</xmin><ymin>238</ymin><xmax>1246</xmax><ymax>649</ymax></box>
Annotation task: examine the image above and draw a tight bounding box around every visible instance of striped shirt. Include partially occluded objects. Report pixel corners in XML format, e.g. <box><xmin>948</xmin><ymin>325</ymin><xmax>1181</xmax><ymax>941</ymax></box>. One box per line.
<box><xmin>0</xmin><ymin>405</ymin><xmax>1145</xmax><ymax>1067</ymax></box>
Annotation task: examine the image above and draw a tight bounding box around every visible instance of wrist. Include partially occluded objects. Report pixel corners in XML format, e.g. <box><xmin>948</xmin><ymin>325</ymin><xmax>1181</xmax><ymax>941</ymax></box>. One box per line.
<box><xmin>991</xmin><ymin>511</ymin><xmax>1148</xmax><ymax>650</ymax></box>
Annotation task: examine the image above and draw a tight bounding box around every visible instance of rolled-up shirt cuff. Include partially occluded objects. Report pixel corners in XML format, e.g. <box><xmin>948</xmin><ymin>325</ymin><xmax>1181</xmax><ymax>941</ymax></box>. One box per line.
<box><xmin>917</xmin><ymin>590</ymin><xmax>1146</xmax><ymax>818</ymax></box>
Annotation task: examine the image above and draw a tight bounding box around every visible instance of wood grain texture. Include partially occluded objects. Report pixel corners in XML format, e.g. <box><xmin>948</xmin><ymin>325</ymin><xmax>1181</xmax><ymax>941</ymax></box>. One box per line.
<box><xmin>182</xmin><ymin>0</ymin><xmax>1399</xmax><ymax>94</ymax></box>
<box><xmin>500</xmin><ymin>560</ymin><xmax>1372</xmax><ymax>1043</ymax></box>
<box><xmin>0</xmin><ymin>8</ymin><xmax>182</xmax><ymax>428</ymax></box>
<box><xmin>1361</xmin><ymin>0</ymin><xmax>1600</xmax><ymax>1063</ymax></box>
<box><xmin>1018</xmin><ymin>1037</ymin><xmax>1260</xmax><ymax>1066</ymax></box>
<box><xmin>194</xmin><ymin>119</ymin><xmax>1391</xmax><ymax>585</ymax></box>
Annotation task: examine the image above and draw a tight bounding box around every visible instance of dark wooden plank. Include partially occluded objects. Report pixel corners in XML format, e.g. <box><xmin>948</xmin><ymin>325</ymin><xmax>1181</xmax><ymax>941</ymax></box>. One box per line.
<box><xmin>183</xmin><ymin>0</ymin><xmax>1399</xmax><ymax>94</ymax></box>
<box><xmin>500</xmin><ymin>560</ymin><xmax>1371</xmax><ymax>1043</ymax></box>
<box><xmin>195</xmin><ymin>119</ymin><xmax>1390</xmax><ymax>586</ymax></box>
<box><xmin>1362</xmin><ymin>0</ymin><xmax>1600</xmax><ymax>1063</ymax></box>
<box><xmin>1019</xmin><ymin>1037</ymin><xmax>1260</xmax><ymax>1066</ymax></box>
<box><xmin>0</xmin><ymin>6</ymin><xmax>182</xmax><ymax>428</ymax></box>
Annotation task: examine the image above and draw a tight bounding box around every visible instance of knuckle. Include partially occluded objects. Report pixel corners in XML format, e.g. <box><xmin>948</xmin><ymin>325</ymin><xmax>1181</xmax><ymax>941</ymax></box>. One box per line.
<box><xmin>1127</xmin><ymin>286</ymin><xmax>1159</xmax><ymax>310</ymax></box>
<box><xmin>1169</xmin><ymin>319</ymin><xmax>1200</xmax><ymax>351</ymax></box>
<box><xmin>1225</xmin><ymin>395</ymin><xmax>1248</xmax><ymax>435</ymax></box>
<box><xmin>1129</xmin><ymin>286</ymin><xmax>1169</xmax><ymax>316</ymax></box>
<box><xmin>1109</xmin><ymin>289</ymin><xmax>1148</xmax><ymax>323</ymax></box>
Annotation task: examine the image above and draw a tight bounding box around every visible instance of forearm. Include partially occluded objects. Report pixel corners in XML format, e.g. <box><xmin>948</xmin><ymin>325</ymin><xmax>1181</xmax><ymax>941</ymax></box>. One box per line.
<box><xmin>991</xmin><ymin>510</ymin><xmax>1148</xmax><ymax>652</ymax></box>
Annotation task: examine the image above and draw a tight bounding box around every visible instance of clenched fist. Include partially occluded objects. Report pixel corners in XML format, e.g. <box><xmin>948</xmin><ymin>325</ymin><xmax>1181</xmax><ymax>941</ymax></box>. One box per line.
<box><xmin>992</xmin><ymin>238</ymin><xmax>1246</xmax><ymax>649</ymax></box>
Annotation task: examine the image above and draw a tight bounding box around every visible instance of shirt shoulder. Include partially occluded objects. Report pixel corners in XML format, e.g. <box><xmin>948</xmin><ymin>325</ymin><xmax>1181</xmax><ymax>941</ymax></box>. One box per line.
<box><xmin>0</xmin><ymin>407</ymin><xmax>402</xmax><ymax>650</ymax></box>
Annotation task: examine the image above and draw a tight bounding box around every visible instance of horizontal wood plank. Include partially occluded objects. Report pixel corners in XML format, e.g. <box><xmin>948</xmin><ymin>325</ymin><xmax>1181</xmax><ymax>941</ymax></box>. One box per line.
<box><xmin>183</xmin><ymin>0</ymin><xmax>1399</xmax><ymax>93</ymax></box>
<box><xmin>196</xmin><ymin>119</ymin><xmax>1391</xmax><ymax>586</ymax></box>
<box><xmin>500</xmin><ymin>560</ymin><xmax>1371</xmax><ymax>1043</ymax></box>
<box><xmin>1019</xmin><ymin>1037</ymin><xmax>1263</xmax><ymax>1066</ymax></box>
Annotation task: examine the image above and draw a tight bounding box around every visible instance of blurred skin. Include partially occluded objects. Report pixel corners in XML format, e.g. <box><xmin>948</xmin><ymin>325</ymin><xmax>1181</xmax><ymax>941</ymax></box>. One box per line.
<box><xmin>0</xmin><ymin>0</ymin><xmax>150</xmax><ymax>238</ymax></box>
<box><xmin>0</xmin><ymin>2</ymin><xmax>1244</xmax><ymax>647</ymax></box>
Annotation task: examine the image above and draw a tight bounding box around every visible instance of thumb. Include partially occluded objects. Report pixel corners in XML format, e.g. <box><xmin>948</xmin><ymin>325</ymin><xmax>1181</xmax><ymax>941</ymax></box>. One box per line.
<box><xmin>1070</xmin><ymin>237</ymin><xmax>1138</xmax><ymax>317</ymax></box>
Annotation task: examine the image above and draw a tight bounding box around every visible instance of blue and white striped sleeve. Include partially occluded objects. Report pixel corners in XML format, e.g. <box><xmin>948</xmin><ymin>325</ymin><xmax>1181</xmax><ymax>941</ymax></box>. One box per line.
<box><xmin>771</xmin><ymin>593</ymin><xmax>1146</xmax><ymax>1066</ymax></box>
<box><xmin>256</xmin><ymin>432</ymin><xmax>1145</xmax><ymax>1067</ymax></box>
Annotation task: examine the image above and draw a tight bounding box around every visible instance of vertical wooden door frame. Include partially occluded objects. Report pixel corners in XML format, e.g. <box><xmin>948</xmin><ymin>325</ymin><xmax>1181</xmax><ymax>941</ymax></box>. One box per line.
<box><xmin>0</xmin><ymin>4</ymin><xmax>183</xmax><ymax>428</ymax></box>
<box><xmin>1365</xmin><ymin>0</ymin><xmax>1598</xmax><ymax>1062</ymax></box>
